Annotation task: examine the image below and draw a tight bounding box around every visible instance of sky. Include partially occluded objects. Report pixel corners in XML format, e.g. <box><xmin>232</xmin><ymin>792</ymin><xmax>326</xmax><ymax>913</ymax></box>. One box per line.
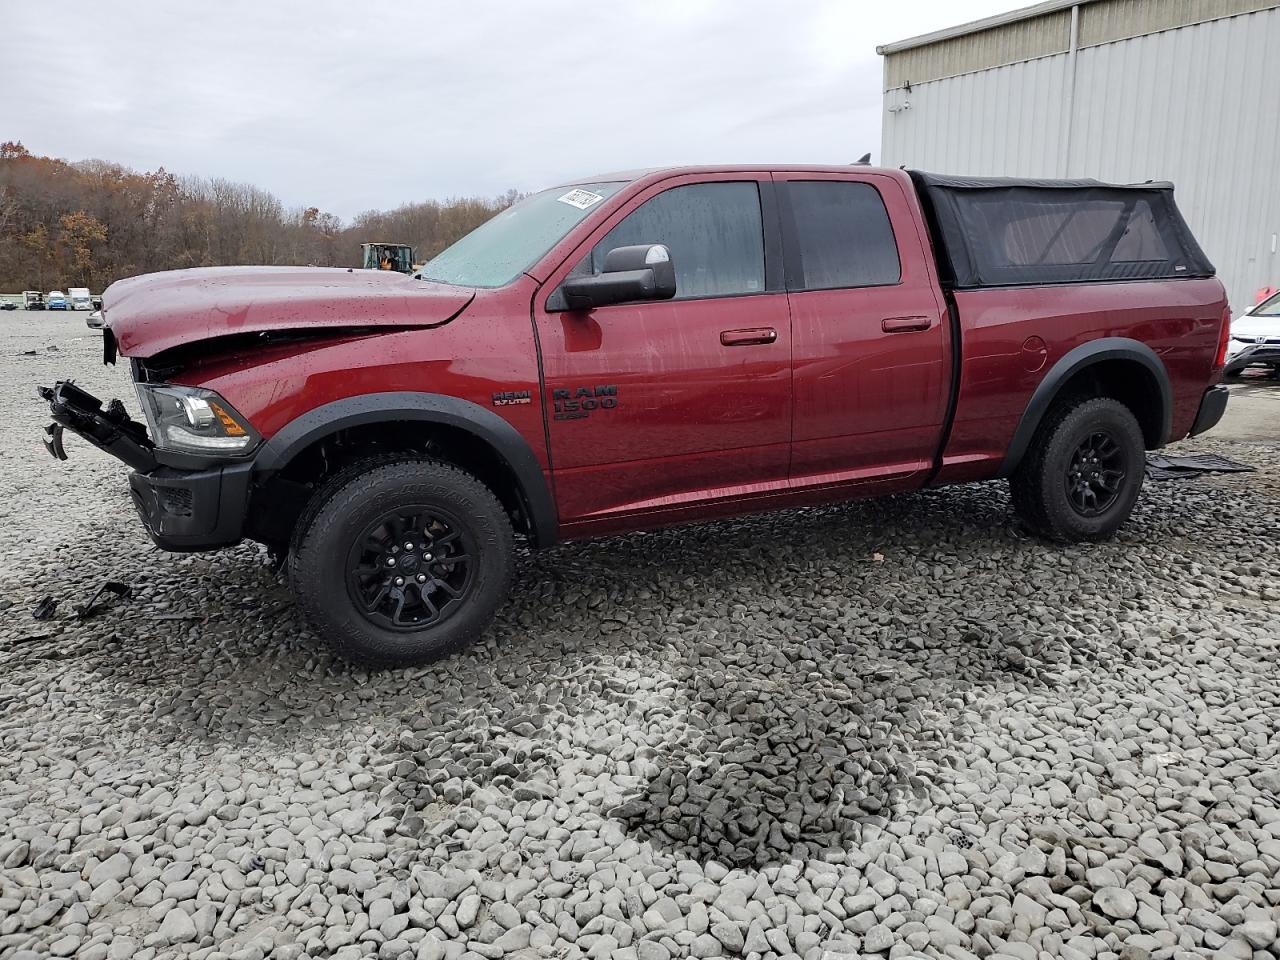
<box><xmin>0</xmin><ymin>0</ymin><xmax>1015</xmax><ymax>221</ymax></box>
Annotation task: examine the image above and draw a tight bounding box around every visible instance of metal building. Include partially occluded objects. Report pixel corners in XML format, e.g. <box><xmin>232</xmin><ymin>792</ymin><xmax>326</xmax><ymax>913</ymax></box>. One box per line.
<box><xmin>878</xmin><ymin>0</ymin><xmax>1280</xmax><ymax>311</ymax></box>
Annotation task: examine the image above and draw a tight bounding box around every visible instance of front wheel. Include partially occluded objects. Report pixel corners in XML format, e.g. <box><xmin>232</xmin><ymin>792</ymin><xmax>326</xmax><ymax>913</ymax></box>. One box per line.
<box><xmin>1010</xmin><ymin>396</ymin><xmax>1146</xmax><ymax>543</ymax></box>
<box><xmin>289</xmin><ymin>459</ymin><xmax>514</xmax><ymax>668</ymax></box>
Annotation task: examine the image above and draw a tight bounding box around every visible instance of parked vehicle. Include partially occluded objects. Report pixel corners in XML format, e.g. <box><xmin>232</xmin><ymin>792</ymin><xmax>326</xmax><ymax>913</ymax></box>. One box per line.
<box><xmin>23</xmin><ymin>291</ymin><xmax>45</xmax><ymax>310</ymax></box>
<box><xmin>68</xmin><ymin>287</ymin><xmax>93</xmax><ymax>310</ymax></box>
<box><xmin>91</xmin><ymin>295</ymin><xmax>103</xmax><ymax>310</ymax></box>
<box><xmin>85</xmin><ymin>310</ymin><xmax>105</xmax><ymax>329</ymax></box>
<box><xmin>361</xmin><ymin>242</ymin><xmax>414</xmax><ymax>274</ymax></box>
<box><xmin>39</xmin><ymin>166</ymin><xmax>1230</xmax><ymax>667</ymax></box>
<box><xmin>0</xmin><ymin>299</ymin><xmax>17</xmax><ymax>311</ymax></box>
<box><xmin>1224</xmin><ymin>289</ymin><xmax>1280</xmax><ymax>376</ymax></box>
<box><xmin>46</xmin><ymin>290</ymin><xmax>69</xmax><ymax>310</ymax></box>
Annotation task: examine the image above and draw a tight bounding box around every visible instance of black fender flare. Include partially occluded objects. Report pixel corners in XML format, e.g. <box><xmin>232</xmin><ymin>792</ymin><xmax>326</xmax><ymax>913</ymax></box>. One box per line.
<box><xmin>999</xmin><ymin>337</ymin><xmax>1172</xmax><ymax>478</ymax></box>
<box><xmin>254</xmin><ymin>392</ymin><xmax>557</xmax><ymax>547</ymax></box>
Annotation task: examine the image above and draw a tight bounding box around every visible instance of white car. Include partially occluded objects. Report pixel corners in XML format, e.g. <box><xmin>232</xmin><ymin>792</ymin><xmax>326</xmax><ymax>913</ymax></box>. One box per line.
<box><xmin>1224</xmin><ymin>290</ymin><xmax>1280</xmax><ymax>377</ymax></box>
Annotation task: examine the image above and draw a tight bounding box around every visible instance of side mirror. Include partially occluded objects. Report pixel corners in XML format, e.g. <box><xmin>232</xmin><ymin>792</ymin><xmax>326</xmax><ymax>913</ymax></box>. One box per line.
<box><xmin>558</xmin><ymin>244</ymin><xmax>676</xmax><ymax>311</ymax></box>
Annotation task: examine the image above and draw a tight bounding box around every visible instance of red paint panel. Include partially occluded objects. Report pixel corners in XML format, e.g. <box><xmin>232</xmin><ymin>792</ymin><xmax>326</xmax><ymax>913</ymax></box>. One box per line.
<box><xmin>105</xmin><ymin>266</ymin><xmax>473</xmax><ymax>357</ymax></box>
<box><xmin>556</xmin><ymin>467</ymin><xmax>919</xmax><ymax>540</ymax></box>
<box><xmin>533</xmin><ymin>173</ymin><xmax>793</xmax><ymax>525</ymax></box>
<box><xmin>536</xmin><ymin>294</ymin><xmax>793</xmax><ymax>521</ymax></box>
<box><xmin>175</xmin><ymin>281</ymin><xmax>552</xmax><ymax>473</ymax></box>
<box><xmin>935</xmin><ymin>278</ymin><xmax>1227</xmax><ymax>484</ymax></box>
<box><xmin>776</xmin><ymin>170</ymin><xmax>950</xmax><ymax>487</ymax></box>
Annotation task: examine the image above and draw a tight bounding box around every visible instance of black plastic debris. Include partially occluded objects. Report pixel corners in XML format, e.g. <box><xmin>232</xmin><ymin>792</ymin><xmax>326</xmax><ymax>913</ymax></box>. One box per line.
<box><xmin>44</xmin><ymin>422</ymin><xmax>67</xmax><ymax>460</ymax></box>
<box><xmin>1145</xmin><ymin>453</ymin><xmax>1255</xmax><ymax>481</ymax></box>
<box><xmin>76</xmin><ymin>581</ymin><xmax>131</xmax><ymax>620</ymax></box>
<box><xmin>32</xmin><ymin>596</ymin><xmax>59</xmax><ymax>620</ymax></box>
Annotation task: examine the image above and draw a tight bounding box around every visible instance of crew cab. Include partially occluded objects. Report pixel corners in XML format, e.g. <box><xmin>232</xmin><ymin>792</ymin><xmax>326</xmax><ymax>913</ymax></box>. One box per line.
<box><xmin>40</xmin><ymin>166</ymin><xmax>1230</xmax><ymax>667</ymax></box>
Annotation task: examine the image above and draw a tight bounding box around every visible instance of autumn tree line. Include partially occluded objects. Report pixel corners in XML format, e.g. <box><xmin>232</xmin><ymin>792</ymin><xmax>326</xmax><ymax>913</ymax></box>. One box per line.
<box><xmin>0</xmin><ymin>141</ymin><xmax>519</xmax><ymax>292</ymax></box>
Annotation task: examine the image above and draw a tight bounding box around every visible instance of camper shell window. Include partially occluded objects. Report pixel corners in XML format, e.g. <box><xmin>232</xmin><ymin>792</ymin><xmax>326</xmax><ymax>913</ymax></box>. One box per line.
<box><xmin>909</xmin><ymin>172</ymin><xmax>1214</xmax><ymax>289</ymax></box>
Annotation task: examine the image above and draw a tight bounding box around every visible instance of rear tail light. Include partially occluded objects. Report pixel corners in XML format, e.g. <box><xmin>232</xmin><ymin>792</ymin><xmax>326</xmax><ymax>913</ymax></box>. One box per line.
<box><xmin>1215</xmin><ymin>306</ymin><xmax>1231</xmax><ymax>369</ymax></box>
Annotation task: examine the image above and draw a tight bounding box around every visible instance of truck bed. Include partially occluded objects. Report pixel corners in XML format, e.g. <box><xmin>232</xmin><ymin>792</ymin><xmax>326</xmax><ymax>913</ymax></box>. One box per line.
<box><xmin>935</xmin><ymin>277</ymin><xmax>1226</xmax><ymax>485</ymax></box>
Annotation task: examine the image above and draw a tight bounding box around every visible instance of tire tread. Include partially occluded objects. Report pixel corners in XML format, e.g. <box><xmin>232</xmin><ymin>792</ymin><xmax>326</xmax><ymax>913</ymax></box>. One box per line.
<box><xmin>288</xmin><ymin>457</ymin><xmax>513</xmax><ymax>668</ymax></box>
<box><xmin>1010</xmin><ymin>396</ymin><xmax>1144</xmax><ymax>543</ymax></box>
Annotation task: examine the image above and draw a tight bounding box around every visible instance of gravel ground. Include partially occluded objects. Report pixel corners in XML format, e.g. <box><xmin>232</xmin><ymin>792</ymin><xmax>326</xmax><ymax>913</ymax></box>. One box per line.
<box><xmin>2</xmin><ymin>311</ymin><xmax>1278</xmax><ymax>960</ymax></box>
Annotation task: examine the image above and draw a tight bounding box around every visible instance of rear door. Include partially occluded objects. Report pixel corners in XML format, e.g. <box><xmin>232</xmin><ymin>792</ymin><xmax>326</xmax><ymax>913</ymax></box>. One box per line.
<box><xmin>533</xmin><ymin>174</ymin><xmax>792</xmax><ymax>530</ymax></box>
<box><xmin>776</xmin><ymin>172</ymin><xmax>950</xmax><ymax>488</ymax></box>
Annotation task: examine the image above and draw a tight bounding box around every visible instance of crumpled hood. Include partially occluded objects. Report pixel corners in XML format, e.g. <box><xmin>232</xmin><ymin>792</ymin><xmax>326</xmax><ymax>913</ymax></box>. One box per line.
<box><xmin>103</xmin><ymin>266</ymin><xmax>475</xmax><ymax>357</ymax></box>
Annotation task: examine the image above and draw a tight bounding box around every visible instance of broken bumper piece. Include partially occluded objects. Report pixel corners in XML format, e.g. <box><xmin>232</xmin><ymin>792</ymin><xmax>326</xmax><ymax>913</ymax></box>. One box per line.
<box><xmin>38</xmin><ymin>381</ymin><xmax>252</xmax><ymax>551</ymax></box>
<box><xmin>39</xmin><ymin>380</ymin><xmax>157</xmax><ymax>471</ymax></box>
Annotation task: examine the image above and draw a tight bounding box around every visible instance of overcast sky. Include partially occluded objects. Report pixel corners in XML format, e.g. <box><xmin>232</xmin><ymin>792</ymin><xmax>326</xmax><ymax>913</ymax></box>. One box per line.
<box><xmin>2</xmin><ymin>0</ymin><xmax>1013</xmax><ymax>220</ymax></box>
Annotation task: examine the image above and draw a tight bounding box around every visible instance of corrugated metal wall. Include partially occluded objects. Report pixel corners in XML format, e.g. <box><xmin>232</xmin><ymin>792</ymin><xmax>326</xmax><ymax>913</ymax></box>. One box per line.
<box><xmin>881</xmin><ymin>5</ymin><xmax>1280</xmax><ymax>311</ymax></box>
<box><xmin>883</xmin><ymin>56</ymin><xmax>1072</xmax><ymax>177</ymax></box>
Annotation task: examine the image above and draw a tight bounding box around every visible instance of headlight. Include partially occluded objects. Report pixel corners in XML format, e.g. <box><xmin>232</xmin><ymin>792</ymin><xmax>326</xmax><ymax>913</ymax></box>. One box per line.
<box><xmin>135</xmin><ymin>384</ymin><xmax>260</xmax><ymax>455</ymax></box>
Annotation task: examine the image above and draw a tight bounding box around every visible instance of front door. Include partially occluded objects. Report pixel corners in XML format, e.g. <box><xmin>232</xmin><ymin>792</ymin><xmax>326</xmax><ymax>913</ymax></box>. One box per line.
<box><xmin>533</xmin><ymin>175</ymin><xmax>792</xmax><ymax>533</ymax></box>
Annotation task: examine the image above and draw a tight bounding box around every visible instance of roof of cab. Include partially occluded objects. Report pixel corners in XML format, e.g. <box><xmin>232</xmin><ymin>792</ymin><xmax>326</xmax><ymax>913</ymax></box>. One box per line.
<box><xmin>557</xmin><ymin>164</ymin><xmax>902</xmax><ymax>188</ymax></box>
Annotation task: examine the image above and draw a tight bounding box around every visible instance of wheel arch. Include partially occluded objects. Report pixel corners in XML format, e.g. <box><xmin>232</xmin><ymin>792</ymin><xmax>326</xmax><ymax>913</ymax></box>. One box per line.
<box><xmin>1000</xmin><ymin>338</ymin><xmax>1172</xmax><ymax>478</ymax></box>
<box><xmin>253</xmin><ymin>392</ymin><xmax>557</xmax><ymax>547</ymax></box>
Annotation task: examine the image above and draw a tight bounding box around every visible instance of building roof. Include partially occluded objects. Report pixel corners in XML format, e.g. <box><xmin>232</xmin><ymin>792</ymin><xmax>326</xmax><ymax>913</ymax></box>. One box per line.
<box><xmin>877</xmin><ymin>0</ymin><xmax>1279</xmax><ymax>89</ymax></box>
<box><xmin>877</xmin><ymin>0</ymin><xmax>1096</xmax><ymax>55</ymax></box>
<box><xmin>880</xmin><ymin>0</ymin><xmax>1279</xmax><ymax>55</ymax></box>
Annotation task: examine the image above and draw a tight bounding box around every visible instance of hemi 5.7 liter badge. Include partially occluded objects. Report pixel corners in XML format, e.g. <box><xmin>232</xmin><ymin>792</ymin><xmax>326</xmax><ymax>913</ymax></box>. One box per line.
<box><xmin>492</xmin><ymin>390</ymin><xmax>532</xmax><ymax>406</ymax></box>
<box><xmin>553</xmin><ymin>385</ymin><xmax>618</xmax><ymax>421</ymax></box>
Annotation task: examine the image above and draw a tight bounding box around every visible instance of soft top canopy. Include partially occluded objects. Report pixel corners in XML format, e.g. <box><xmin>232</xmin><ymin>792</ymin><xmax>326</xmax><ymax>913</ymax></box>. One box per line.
<box><xmin>909</xmin><ymin>171</ymin><xmax>1215</xmax><ymax>289</ymax></box>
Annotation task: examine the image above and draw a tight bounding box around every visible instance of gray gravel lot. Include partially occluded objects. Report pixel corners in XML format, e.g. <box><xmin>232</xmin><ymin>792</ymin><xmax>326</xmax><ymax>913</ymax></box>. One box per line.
<box><xmin>2</xmin><ymin>310</ymin><xmax>1278</xmax><ymax>960</ymax></box>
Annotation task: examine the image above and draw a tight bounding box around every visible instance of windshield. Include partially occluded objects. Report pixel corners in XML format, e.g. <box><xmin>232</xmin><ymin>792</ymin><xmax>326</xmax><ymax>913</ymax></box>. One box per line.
<box><xmin>1251</xmin><ymin>291</ymin><xmax>1280</xmax><ymax>316</ymax></box>
<box><xmin>418</xmin><ymin>182</ymin><xmax>627</xmax><ymax>288</ymax></box>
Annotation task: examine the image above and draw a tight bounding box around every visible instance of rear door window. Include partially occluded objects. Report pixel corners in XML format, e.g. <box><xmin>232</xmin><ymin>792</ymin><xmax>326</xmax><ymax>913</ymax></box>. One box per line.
<box><xmin>785</xmin><ymin>181</ymin><xmax>901</xmax><ymax>290</ymax></box>
<box><xmin>584</xmin><ymin>181</ymin><xmax>766</xmax><ymax>299</ymax></box>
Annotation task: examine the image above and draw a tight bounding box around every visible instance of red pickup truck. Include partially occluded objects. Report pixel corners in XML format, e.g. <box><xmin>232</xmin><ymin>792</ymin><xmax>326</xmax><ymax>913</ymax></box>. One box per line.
<box><xmin>40</xmin><ymin>166</ymin><xmax>1230</xmax><ymax>667</ymax></box>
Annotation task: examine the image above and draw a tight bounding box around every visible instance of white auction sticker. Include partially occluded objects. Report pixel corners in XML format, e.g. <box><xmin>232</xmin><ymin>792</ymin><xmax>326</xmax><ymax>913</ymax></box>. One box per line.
<box><xmin>557</xmin><ymin>189</ymin><xmax>605</xmax><ymax>210</ymax></box>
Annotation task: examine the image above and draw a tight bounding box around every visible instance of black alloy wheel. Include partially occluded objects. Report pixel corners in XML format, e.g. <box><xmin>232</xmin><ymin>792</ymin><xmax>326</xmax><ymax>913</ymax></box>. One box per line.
<box><xmin>1010</xmin><ymin>396</ymin><xmax>1145</xmax><ymax>543</ymax></box>
<box><xmin>347</xmin><ymin>507</ymin><xmax>475</xmax><ymax>631</ymax></box>
<box><xmin>289</xmin><ymin>458</ymin><xmax>514</xmax><ymax>668</ymax></box>
<box><xmin>1064</xmin><ymin>430</ymin><xmax>1126</xmax><ymax>517</ymax></box>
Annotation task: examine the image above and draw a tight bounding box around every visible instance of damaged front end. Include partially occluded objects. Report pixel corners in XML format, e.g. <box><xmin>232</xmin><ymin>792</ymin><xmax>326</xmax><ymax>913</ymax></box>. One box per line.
<box><xmin>39</xmin><ymin>380</ymin><xmax>157</xmax><ymax>471</ymax></box>
<box><xmin>38</xmin><ymin>380</ymin><xmax>253</xmax><ymax>552</ymax></box>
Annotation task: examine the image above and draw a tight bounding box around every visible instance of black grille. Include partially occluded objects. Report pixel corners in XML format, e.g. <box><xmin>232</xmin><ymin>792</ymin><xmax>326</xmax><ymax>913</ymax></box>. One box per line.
<box><xmin>159</xmin><ymin>487</ymin><xmax>193</xmax><ymax>517</ymax></box>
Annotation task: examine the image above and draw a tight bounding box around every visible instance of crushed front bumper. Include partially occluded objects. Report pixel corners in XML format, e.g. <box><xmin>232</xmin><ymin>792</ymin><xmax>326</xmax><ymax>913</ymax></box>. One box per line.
<box><xmin>39</xmin><ymin>381</ymin><xmax>251</xmax><ymax>552</ymax></box>
<box><xmin>127</xmin><ymin>462</ymin><xmax>253</xmax><ymax>551</ymax></box>
<box><xmin>1224</xmin><ymin>343</ymin><xmax>1280</xmax><ymax>375</ymax></box>
<box><xmin>39</xmin><ymin>380</ymin><xmax>157</xmax><ymax>471</ymax></box>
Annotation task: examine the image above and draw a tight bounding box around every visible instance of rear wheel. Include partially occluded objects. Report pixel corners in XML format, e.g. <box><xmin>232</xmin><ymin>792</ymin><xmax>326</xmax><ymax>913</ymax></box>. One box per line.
<box><xmin>289</xmin><ymin>458</ymin><xmax>513</xmax><ymax>668</ymax></box>
<box><xmin>1010</xmin><ymin>397</ymin><xmax>1145</xmax><ymax>542</ymax></box>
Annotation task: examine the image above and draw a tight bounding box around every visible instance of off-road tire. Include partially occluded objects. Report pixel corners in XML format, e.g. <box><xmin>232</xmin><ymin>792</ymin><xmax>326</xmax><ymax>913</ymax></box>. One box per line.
<box><xmin>289</xmin><ymin>458</ymin><xmax>513</xmax><ymax>668</ymax></box>
<box><xmin>1010</xmin><ymin>396</ymin><xmax>1145</xmax><ymax>543</ymax></box>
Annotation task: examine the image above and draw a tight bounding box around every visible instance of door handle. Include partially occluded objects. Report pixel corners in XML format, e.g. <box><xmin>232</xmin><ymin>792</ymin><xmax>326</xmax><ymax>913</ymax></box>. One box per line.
<box><xmin>720</xmin><ymin>327</ymin><xmax>778</xmax><ymax>346</ymax></box>
<box><xmin>881</xmin><ymin>316</ymin><xmax>933</xmax><ymax>333</ymax></box>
